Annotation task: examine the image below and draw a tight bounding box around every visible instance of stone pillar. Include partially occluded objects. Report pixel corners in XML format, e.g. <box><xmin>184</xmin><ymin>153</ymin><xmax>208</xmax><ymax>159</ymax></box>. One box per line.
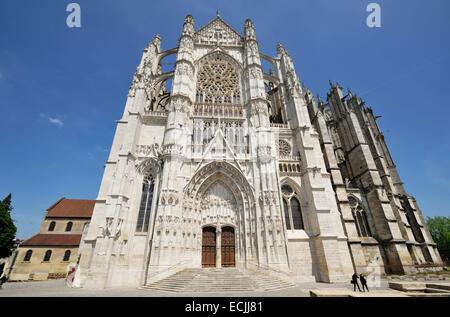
<box><xmin>216</xmin><ymin>227</ymin><xmax>222</xmax><ymax>268</ymax></box>
<box><xmin>327</xmin><ymin>84</ymin><xmax>415</xmax><ymax>274</ymax></box>
<box><xmin>148</xmin><ymin>15</ymin><xmax>196</xmax><ymax>273</ymax></box>
<box><xmin>243</xmin><ymin>19</ymin><xmax>288</xmax><ymax>270</ymax></box>
<box><xmin>76</xmin><ymin>34</ymin><xmax>162</xmax><ymax>289</ymax></box>
<box><xmin>306</xmin><ymin>91</ymin><xmax>384</xmax><ymax>275</ymax></box>
<box><xmin>277</xmin><ymin>45</ymin><xmax>354</xmax><ymax>282</ymax></box>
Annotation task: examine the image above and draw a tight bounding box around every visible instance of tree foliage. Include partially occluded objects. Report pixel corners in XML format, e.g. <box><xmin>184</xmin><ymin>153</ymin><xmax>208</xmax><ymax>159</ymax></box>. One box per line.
<box><xmin>0</xmin><ymin>194</ymin><xmax>17</xmax><ymax>258</ymax></box>
<box><xmin>427</xmin><ymin>216</ymin><xmax>450</xmax><ymax>261</ymax></box>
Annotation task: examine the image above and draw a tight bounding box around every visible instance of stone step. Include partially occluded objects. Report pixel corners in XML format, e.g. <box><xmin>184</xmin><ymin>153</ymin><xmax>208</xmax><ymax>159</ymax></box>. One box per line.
<box><xmin>144</xmin><ymin>268</ymin><xmax>295</xmax><ymax>293</ymax></box>
<box><xmin>407</xmin><ymin>292</ymin><xmax>450</xmax><ymax>297</ymax></box>
<box><xmin>426</xmin><ymin>283</ymin><xmax>450</xmax><ymax>291</ymax></box>
<box><xmin>424</xmin><ymin>287</ymin><xmax>450</xmax><ymax>294</ymax></box>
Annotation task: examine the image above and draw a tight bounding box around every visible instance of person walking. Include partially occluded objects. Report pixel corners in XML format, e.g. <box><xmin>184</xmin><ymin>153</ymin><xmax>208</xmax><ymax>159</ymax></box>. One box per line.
<box><xmin>360</xmin><ymin>274</ymin><xmax>369</xmax><ymax>292</ymax></box>
<box><xmin>351</xmin><ymin>273</ymin><xmax>362</xmax><ymax>292</ymax></box>
<box><xmin>0</xmin><ymin>263</ymin><xmax>5</xmax><ymax>289</ymax></box>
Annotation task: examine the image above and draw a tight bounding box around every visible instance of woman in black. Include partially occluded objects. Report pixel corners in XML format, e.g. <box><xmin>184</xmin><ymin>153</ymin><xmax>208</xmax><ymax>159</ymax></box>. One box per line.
<box><xmin>351</xmin><ymin>273</ymin><xmax>362</xmax><ymax>292</ymax></box>
<box><xmin>360</xmin><ymin>274</ymin><xmax>369</xmax><ymax>292</ymax></box>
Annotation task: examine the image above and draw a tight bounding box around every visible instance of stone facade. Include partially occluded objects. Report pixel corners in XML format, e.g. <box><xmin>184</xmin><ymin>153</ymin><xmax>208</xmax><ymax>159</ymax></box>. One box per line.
<box><xmin>75</xmin><ymin>15</ymin><xmax>443</xmax><ymax>289</ymax></box>
<box><xmin>9</xmin><ymin>198</ymin><xmax>94</xmax><ymax>281</ymax></box>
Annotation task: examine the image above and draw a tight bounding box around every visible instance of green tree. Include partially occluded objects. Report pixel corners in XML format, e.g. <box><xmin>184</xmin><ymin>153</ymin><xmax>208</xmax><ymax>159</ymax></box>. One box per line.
<box><xmin>0</xmin><ymin>194</ymin><xmax>17</xmax><ymax>258</ymax></box>
<box><xmin>427</xmin><ymin>216</ymin><xmax>450</xmax><ymax>262</ymax></box>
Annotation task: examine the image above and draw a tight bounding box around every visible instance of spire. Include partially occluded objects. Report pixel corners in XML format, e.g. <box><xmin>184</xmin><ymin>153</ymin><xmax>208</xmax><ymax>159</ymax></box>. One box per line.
<box><xmin>182</xmin><ymin>14</ymin><xmax>195</xmax><ymax>37</ymax></box>
<box><xmin>244</xmin><ymin>18</ymin><xmax>256</xmax><ymax>41</ymax></box>
<box><xmin>152</xmin><ymin>33</ymin><xmax>161</xmax><ymax>47</ymax></box>
<box><xmin>216</xmin><ymin>9</ymin><xmax>221</xmax><ymax>18</ymax></box>
<box><xmin>145</xmin><ymin>33</ymin><xmax>161</xmax><ymax>51</ymax></box>
<box><xmin>317</xmin><ymin>95</ymin><xmax>325</xmax><ymax>111</ymax></box>
<box><xmin>347</xmin><ymin>89</ymin><xmax>353</xmax><ymax>98</ymax></box>
<box><xmin>277</xmin><ymin>43</ymin><xmax>288</xmax><ymax>56</ymax></box>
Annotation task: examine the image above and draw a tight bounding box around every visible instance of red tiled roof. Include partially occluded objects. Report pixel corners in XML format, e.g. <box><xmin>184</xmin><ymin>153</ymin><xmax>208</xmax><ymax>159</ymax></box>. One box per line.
<box><xmin>45</xmin><ymin>198</ymin><xmax>95</xmax><ymax>219</ymax></box>
<box><xmin>20</xmin><ymin>234</ymin><xmax>82</xmax><ymax>247</ymax></box>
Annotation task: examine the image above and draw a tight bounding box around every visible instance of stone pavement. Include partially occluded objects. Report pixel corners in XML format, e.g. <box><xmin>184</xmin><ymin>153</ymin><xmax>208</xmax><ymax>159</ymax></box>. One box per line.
<box><xmin>0</xmin><ymin>279</ymin><xmax>394</xmax><ymax>297</ymax></box>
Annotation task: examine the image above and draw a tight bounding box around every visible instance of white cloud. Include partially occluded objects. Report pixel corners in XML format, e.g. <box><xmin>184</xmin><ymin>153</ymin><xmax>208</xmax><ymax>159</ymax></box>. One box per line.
<box><xmin>40</xmin><ymin>113</ymin><xmax>64</xmax><ymax>127</ymax></box>
<box><xmin>47</xmin><ymin>117</ymin><xmax>64</xmax><ymax>127</ymax></box>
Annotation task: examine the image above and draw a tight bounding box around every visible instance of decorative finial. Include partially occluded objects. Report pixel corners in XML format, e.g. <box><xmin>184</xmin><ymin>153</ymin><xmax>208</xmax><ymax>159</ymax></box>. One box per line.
<box><xmin>184</xmin><ymin>14</ymin><xmax>194</xmax><ymax>24</ymax></box>
<box><xmin>277</xmin><ymin>43</ymin><xmax>286</xmax><ymax>55</ymax></box>
<box><xmin>216</xmin><ymin>9</ymin><xmax>220</xmax><ymax>18</ymax></box>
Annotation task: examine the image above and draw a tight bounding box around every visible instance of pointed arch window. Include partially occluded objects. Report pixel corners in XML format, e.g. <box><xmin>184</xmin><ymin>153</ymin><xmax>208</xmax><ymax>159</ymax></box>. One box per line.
<box><xmin>282</xmin><ymin>199</ymin><xmax>291</xmax><ymax>230</ymax></box>
<box><xmin>348</xmin><ymin>196</ymin><xmax>372</xmax><ymax>238</ymax></box>
<box><xmin>290</xmin><ymin>197</ymin><xmax>304</xmax><ymax>230</ymax></box>
<box><xmin>281</xmin><ymin>184</ymin><xmax>305</xmax><ymax>231</ymax></box>
<box><xmin>136</xmin><ymin>175</ymin><xmax>155</xmax><ymax>233</ymax></box>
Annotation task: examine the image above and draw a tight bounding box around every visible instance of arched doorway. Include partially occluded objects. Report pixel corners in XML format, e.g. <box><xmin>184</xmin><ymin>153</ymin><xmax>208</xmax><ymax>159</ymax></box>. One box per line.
<box><xmin>202</xmin><ymin>227</ymin><xmax>216</xmax><ymax>268</ymax></box>
<box><xmin>183</xmin><ymin>161</ymin><xmax>258</xmax><ymax>269</ymax></box>
<box><xmin>221</xmin><ymin>227</ymin><xmax>235</xmax><ymax>267</ymax></box>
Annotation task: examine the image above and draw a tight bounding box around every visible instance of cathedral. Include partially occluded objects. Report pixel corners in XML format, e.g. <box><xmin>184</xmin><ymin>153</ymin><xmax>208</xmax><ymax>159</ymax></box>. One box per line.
<box><xmin>74</xmin><ymin>14</ymin><xmax>443</xmax><ymax>289</ymax></box>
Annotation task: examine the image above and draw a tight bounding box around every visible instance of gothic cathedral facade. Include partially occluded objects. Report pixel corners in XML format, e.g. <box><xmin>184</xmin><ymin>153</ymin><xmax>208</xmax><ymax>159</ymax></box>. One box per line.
<box><xmin>75</xmin><ymin>15</ymin><xmax>443</xmax><ymax>288</ymax></box>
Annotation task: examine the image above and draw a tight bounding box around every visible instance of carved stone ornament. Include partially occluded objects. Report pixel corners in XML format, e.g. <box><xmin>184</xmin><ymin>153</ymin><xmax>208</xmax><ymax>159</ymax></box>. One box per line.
<box><xmin>115</xmin><ymin>218</ymin><xmax>124</xmax><ymax>238</ymax></box>
<box><xmin>175</xmin><ymin>63</ymin><xmax>194</xmax><ymax>77</ymax></box>
<box><xmin>194</xmin><ymin>18</ymin><xmax>243</xmax><ymax>46</ymax></box>
<box><xmin>249</xmin><ymin>101</ymin><xmax>269</xmax><ymax>117</ymax></box>
<box><xmin>135</xmin><ymin>157</ymin><xmax>161</xmax><ymax>176</ymax></box>
<box><xmin>260</xmin><ymin>190</ymin><xmax>278</xmax><ymax>206</ymax></box>
<box><xmin>135</xmin><ymin>143</ymin><xmax>162</xmax><ymax>158</ymax></box>
<box><xmin>179</xmin><ymin>36</ymin><xmax>194</xmax><ymax>50</ymax></box>
<box><xmin>168</xmin><ymin>97</ymin><xmax>191</xmax><ymax>113</ymax></box>
<box><xmin>278</xmin><ymin>140</ymin><xmax>292</xmax><ymax>158</ymax></box>
<box><xmin>98</xmin><ymin>217</ymin><xmax>114</xmax><ymax>238</ymax></box>
<box><xmin>160</xmin><ymin>189</ymin><xmax>180</xmax><ymax>206</ymax></box>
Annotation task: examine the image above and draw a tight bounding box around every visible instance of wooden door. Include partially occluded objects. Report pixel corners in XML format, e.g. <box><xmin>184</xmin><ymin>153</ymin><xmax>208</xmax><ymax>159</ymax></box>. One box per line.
<box><xmin>221</xmin><ymin>227</ymin><xmax>235</xmax><ymax>267</ymax></box>
<box><xmin>202</xmin><ymin>227</ymin><xmax>216</xmax><ymax>267</ymax></box>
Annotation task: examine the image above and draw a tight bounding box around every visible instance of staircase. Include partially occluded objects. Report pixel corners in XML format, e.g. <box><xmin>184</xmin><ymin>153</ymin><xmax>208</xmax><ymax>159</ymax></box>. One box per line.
<box><xmin>142</xmin><ymin>268</ymin><xmax>295</xmax><ymax>293</ymax></box>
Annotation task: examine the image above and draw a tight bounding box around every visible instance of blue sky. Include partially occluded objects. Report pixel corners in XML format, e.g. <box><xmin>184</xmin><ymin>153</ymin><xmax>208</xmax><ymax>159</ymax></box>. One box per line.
<box><xmin>0</xmin><ymin>0</ymin><xmax>449</xmax><ymax>238</ymax></box>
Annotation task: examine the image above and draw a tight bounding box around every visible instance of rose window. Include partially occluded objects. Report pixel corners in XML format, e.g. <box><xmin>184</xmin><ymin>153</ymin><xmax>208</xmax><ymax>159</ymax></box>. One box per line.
<box><xmin>196</xmin><ymin>53</ymin><xmax>241</xmax><ymax>104</ymax></box>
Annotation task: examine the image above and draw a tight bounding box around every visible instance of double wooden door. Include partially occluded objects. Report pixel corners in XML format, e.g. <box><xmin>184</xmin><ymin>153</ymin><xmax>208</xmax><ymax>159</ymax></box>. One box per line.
<box><xmin>202</xmin><ymin>227</ymin><xmax>216</xmax><ymax>267</ymax></box>
<box><xmin>221</xmin><ymin>227</ymin><xmax>235</xmax><ymax>267</ymax></box>
<box><xmin>202</xmin><ymin>226</ymin><xmax>236</xmax><ymax>268</ymax></box>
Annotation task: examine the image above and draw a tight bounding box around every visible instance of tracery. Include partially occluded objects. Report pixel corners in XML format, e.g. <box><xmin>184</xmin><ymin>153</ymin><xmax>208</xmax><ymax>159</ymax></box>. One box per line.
<box><xmin>196</xmin><ymin>53</ymin><xmax>241</xmax><ymax>104</ymax></box>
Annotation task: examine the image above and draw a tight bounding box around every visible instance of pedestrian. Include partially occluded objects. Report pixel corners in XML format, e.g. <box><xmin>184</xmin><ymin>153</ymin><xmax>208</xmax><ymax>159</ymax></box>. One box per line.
<box><xmin>0</xmin><ymin>263</ymin><xmax>5</xmax><ymax>289</ymax></box>
<box><xmin>351</xmin><ymin>272</ymin><xmax>361</xmax><ymax>292</ymax></box>
<box><xmin>360</xmin><ymin>274</ymin><xmax>369</xmax><ymax>292</ymax></box>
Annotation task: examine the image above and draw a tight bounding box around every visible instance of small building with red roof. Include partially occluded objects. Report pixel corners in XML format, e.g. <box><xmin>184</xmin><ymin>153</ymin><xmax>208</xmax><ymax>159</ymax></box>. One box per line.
<box><xmin>8</xmin><ymin>198</ymin><xmax>95</xmax><ymax>281</ymax></box>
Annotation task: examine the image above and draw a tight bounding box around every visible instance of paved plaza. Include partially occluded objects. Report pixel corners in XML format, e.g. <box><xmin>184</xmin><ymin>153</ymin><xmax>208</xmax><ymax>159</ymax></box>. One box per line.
<box><xmin>0</xmin><ymin>279</ymin><xmax>392</xmax><ymax>297</ymax></box>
